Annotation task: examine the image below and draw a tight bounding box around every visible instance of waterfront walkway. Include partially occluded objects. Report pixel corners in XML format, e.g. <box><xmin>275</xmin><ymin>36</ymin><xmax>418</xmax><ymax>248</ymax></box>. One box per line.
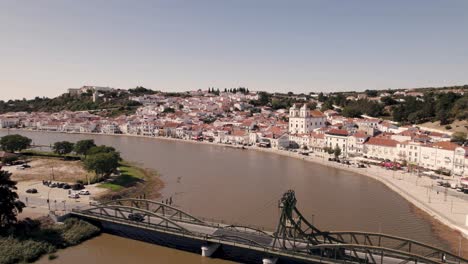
<box><xmin>252</xmin><ymin>146</ymin><xmax>468</xmax><ymax>239</ymax></box>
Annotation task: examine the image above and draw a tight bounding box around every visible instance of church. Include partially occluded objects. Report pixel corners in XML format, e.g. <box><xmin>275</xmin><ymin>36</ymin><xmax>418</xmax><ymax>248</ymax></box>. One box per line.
<box><xmin>288</xmin><ymin>104</ymin><xmax>326</xmax><ymax>134</ymax></box>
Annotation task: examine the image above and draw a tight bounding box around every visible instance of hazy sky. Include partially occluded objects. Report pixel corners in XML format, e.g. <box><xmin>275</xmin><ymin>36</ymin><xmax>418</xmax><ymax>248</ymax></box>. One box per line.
<box><xmin>1</xmin><ymin>0</ymin><xmax>467</xmax><ymax>100</ymax></box>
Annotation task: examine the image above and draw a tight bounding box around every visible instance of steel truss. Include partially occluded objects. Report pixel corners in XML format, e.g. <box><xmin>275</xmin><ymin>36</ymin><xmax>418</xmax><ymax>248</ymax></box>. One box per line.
<box><xmin>80</xmin><ymin>198</ymin><xmax>206</xmax><ymax>234</ymax></box>
<box><xmin>271</xmin><ymin>190</ymin><xmax>467</xmax><ymax>264</ymax></box>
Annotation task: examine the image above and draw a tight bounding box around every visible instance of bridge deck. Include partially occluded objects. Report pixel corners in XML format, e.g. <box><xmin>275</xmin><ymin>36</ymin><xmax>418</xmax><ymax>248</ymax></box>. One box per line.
<box><xmin>70</xmin><ymin>199</ymin><xmax>468</xmax><ymax>264</ymax></box>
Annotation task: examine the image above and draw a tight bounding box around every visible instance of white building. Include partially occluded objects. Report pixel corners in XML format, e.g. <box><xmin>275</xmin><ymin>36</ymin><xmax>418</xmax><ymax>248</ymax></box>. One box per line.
<box><xmin>288</xmin><ymin>104</ymin><xmax>326</xmax><ymax>134</ymax></box>
<box><xmin>347</xmin><ymin>132</ymin><xmax>370</xmax><ymax>156</ymax></box>
<box><xmin>419</xmin><ymin>142</ymin><xmax>459</xmax><ymax>174</ymax></box>
<box><xmin>325</xmin><ymin>129</ymin><xmax>349</xmax><ymax>155</ymax></box>
<box><xmin>0</xmin><ymin>118</ymin><xmax>19</xmax><ymax>128</ymax></box>
<box><xmin>454</xmin><ymin>146</ymin><xmax>468</xmax><ymax>176</ymax></box>
<box><xmin>363</xmin><ymin>137</ymin><xmax>398</xmax><ymax>161</ymax></box>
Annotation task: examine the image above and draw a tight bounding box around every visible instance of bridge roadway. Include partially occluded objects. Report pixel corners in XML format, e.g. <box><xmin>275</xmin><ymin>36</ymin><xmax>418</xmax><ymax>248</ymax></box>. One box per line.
<box><xmin>72</xmin><ymin>209</ymin><xmax>460</xmax><ymax>264</ymax></box>
<box><xmin>71</xmin><ymin>203</ymin><xmax>466</xmax><ymax>264</ymax></box>
<box><xmin>72</xmin><ymin>206</ymin><xmax>361</xmax><ymax>264</ymax></box>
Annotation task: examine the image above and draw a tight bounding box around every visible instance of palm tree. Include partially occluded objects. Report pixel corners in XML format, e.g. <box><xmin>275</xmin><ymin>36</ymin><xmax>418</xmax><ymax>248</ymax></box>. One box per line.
<box><xmin>0</xmin><ymin>170</ymin><xmax>25</xmax><ymax>228</ymax></box>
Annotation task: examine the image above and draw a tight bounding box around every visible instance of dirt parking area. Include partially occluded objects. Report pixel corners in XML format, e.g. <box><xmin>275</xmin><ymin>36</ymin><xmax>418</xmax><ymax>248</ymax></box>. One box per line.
<box><xmin>3</xmin><ymin>157</ymin><xmax>90</xmax><ymax>183</ymax></box>
<box><xmin>17</xmin><ymin>180</ymin><xmax>107</xmax><ymax>208</ymax></box>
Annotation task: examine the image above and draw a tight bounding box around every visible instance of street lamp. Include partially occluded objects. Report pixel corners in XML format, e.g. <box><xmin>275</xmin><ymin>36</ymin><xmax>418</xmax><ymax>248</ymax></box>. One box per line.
<box><xmin>47</xmin><ymin>187</ymin><xmax>52</xmax><ymax>211</ymax></box>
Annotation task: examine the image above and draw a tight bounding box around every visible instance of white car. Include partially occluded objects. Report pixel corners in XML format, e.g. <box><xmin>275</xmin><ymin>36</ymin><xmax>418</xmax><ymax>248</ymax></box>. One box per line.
<box><xmin>79</xmin><ymin>190</ymin><xmax>90</xmax><ymax>195</ymax></box>
<box><xmin>68</xmin><ymin>193</ymin><xmax>80</xmax><ymax>199</ymax></box>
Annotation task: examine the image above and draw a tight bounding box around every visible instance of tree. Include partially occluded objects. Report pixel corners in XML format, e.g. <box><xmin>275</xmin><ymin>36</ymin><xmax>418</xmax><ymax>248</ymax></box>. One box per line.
<box><xmin>381</xmin><ymin>96</ymin><xmax>397</xmax><ymax>106</ymax></box>
<box><xmin>52</xmin><ymin>141</ymin><xmax>74</xmax><ymax>156</ymax></box>
<box><xmin>342</xmin><ymin>106</ymin><xmax>362</xmax><ymax>118</ymax></box>
<box><xmin>0</xmin><ymin>170</ymin><xmax>25</xmax><ymax>228</ymax></box>
<box><xmin>163</xmin><ymin>107</ymin><xmax>175</xmax><ymax>113</ymax></box>
<box><xmin>87</xmin><ymin>145</ymin><xmax>120</xmax><ymax>158</ymax></box>
<box><xmin>451</xmin><ymin>132</ymin><xmax>467</xmax><ymax>145</ymax></box>
<box><xmin>0</xmin><ymin>134</ymin><xmax>32</xmax><ymax>152</ymax></box>
<box><xmin>306</xmin><ymin>102</ymin><xmax>317</xmax><ymax>110</ymax></box>
<box><xmin>84</xmin><ymin>152</ymin><xmax>120</xmax><ymax>179</ymax></box>
<box><xmin>321</xmin><ymin>99</ymin><xmax>334</xmax><ymax>111</ymax></box>
<box><xmin>74</xmin><ymin>139</ymin><xmax>96</xmax><ymax>157</ymax></box>
<box><xmin>333</xmin><ymin>146</ymin><xmax>342</xmax><ymax>159</ymax></box>
<box><xmin>318</xmin><ymin>92</ymin><xmax>326</xmax><ymax>102</ymax></box>
<box><xmin>323</xmin><ymin>146</ymin><xmax>334</xmax><ymax>155</ymax></box>
<box><xmin>2</xmin><ymin>155</ymin><xmax>18</xmax><ymax>165</ymax></box>
<box><xmin>365</xmin><ymin>90</ymin><xmax>378</xmax><ymax>97</ymax></box>
<box><xmin>451</xmin><ymin>95</ymin><xmax>468</xmax><ymax>120</ymax></box>
<box><xmin>258</xmin><ymin>92</ymin><xmax>270</xmax><ymax>106</ymax></box>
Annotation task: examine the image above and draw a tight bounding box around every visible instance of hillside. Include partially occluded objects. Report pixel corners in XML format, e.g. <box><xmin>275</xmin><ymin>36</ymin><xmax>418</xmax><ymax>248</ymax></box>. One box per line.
<box><xmin>0</xmin><ymin>87</ymin><xmax>156</xmax><ymax>117</ymax></box>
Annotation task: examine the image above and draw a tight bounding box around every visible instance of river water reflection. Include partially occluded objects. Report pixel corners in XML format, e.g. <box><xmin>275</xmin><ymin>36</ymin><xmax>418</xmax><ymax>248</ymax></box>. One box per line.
<box><xmin>0</xmin><ymin>130</ymin><xmax>454</xmax><ymax>263</ymax></box>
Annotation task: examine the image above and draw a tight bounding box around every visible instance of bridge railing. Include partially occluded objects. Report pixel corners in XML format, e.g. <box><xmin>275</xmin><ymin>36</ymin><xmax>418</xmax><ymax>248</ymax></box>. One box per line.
<box><xmin>72</xmin><ymin>209</ymin><xmax>468</xmax><ymax>264</ymax></box>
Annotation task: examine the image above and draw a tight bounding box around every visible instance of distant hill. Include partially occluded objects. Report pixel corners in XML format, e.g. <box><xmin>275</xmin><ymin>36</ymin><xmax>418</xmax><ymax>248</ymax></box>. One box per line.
<box><xmin>0</xmin><ymin>87</ymin><xmax>157</xmax><ymax>117</ymax></box>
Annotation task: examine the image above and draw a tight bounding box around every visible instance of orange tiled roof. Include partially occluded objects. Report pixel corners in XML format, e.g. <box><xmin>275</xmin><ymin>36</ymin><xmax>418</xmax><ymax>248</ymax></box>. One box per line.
<box><xmin>432</xmin><ymin>141</ymin><xmax>459</xmax><ymax>151</ymax></box>
<box><xmin>365</xmin><ymin>137</ymin><xmax>398</xmax><ymax>147</ymax></box>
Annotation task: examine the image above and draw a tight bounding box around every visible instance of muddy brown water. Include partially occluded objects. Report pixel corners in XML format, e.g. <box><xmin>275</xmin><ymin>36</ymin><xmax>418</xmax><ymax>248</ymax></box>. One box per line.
<box><xmin>1</xmin><ymin>130</ymin><xmax>464</xmax><ymax>263</ymax></box>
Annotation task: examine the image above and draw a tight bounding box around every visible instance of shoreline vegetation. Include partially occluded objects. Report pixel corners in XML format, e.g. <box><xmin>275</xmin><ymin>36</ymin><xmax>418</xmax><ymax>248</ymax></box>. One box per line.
<box><xmin>97</xmin><ymin>161</ymin><xmax>163</xmax><ymax>201</ymax></box>
<box><xmin>0</xmin><ymin>135</ymin><xmax>164</xmax><ymax>264</ymax></box>
<box><xmin>0</xmin><ymin>218</ymin><xmax>100</xmax><ymax>264</ymax></box>
<box><xmin>1</xmin><ymin>129</ymin><xmax>467</xmax><ymax>257</ymax></box>
<box><xmin>16</xmin><ymin>149</ymin><xmax>163</xmax><ymax>202</ymax></box>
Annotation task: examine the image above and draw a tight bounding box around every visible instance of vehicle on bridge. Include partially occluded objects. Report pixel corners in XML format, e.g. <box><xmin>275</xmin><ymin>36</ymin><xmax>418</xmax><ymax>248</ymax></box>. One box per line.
<box><xmin>128</xmin><ymin>213</ymin><xmax>145</xmax><ymax>222</ymax></box>
<box><xmin>71</xmin><ymin>191</ymin><xmax>468</xmax><ymax>264</ymax></box>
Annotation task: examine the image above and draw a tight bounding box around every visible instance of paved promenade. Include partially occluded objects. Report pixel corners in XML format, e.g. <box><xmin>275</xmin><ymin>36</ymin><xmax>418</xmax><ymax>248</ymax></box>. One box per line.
<box><xmin>252</xmin><ymin>146</ymin><xmax>468</xmax><ymax>239</ymax></box>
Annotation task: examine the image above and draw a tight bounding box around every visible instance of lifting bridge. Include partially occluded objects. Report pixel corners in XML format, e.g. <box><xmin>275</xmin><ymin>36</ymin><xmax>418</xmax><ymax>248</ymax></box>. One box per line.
<box><xmin>71</xmin><ymin>190</ymin><xmax>467</xmax><ymax>264</ymax></box>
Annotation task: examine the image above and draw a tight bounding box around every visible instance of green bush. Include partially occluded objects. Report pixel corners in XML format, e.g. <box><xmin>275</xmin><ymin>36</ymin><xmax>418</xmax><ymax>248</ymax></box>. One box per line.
<box><xmin>0</xmin><ymin>237</ymin><xmax>54</xmax><ymax>264</ymax></box>
<box><xmin>61</xmin><ymin>218</ymin><xmax>100</xmax><ymax>246</ymax></box>
<box><xmin>0</xmin><ymin>218</ymin><xmax>100</xmax><ymax>264</ymax></box>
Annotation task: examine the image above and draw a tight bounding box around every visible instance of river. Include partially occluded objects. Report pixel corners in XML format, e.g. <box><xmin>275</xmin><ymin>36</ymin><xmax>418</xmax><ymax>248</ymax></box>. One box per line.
<box><xmin>0</xmin><ymin>130</ymin><xmax>457</xmax><ymax>263</ymax></box>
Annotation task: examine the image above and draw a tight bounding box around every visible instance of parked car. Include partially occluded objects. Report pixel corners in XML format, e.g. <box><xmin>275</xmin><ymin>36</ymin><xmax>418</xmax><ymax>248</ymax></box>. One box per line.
<box><xmin>49</xmin><ymin>182</ymin><xmax>58</xmax><ymax>188</ymax></box>
<box><xmin>72</xmin><ymin>183</ymin><xmax>85</xmax><ymax>191</ymax></box>
<box><xmin>68</xmin><ymin>193</ymin><xmax>80</xmax><ymax>199</ymax></box>
<box><xmin>79</xmin><ymin>190</ymin><xmax>90</xmax><ymax>195</ymax></box>
<box><xmin>128</xmin><ymin>213</ymin><xmax>145</xmax><ymax>222</ymax></box>
<box><xmin>58</xmin><ymin>183</ymin><xmax>66</xmax><ymax>188</ymax></box>
<box><xmin>26</xmin><ymin>188</ymin><xmax>38</xmax><ymax>194</ymax></box>
<box><xmin>63</xmin><ymin>184</ymin><xmax>71</xmax><ymax>189</ymax></box>
<box><xmin>16</xmin><ymin>164</ymin><xmax>31</xmax><ymax>170</ymax></box>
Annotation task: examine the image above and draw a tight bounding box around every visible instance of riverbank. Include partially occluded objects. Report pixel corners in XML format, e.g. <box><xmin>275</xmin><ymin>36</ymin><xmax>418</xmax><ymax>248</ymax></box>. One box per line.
<box><xmin>3</xmin><ymin>145</ymin><xmax>163</xmax><ymax>224</ymax></box>
<box><xmin>97</xmin><ymin>161</ymin><xmax>164</xmax><ymax>201</ymax></box>
<box><xmin>1</xmin><ymin>130</ymin><xmax>466</xmax><ymax>254</ymax></box>
<box><xmin>0</xmin><ymin>217</ymin><xmax>100</xmax><ymax>264</ymax></box>
<box><xmin>263</xmin><ymin>147</ymin><xmax>468</xmax><ymax>238</ymax></box>
<box><xmin>250</xmin><ymin>146</ymin><xmax>468</xmax><ymax>255</ymax></box>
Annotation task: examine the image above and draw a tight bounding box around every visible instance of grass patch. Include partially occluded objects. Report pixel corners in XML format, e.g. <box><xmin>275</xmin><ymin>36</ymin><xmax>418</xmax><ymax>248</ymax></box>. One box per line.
<box><xmin>21</xmin><ymin>150</ymin><xmax>81</xmax><ymax>160</ymax></box>
<box><xmin>0</xmin><ymin>218</ymin><xmax>100</xmax><ymax>264</ymax></box>
<box><xmin>97</xmin><ymin>162</ymin><xmax>144</xmax><ymax>191</ymax></box>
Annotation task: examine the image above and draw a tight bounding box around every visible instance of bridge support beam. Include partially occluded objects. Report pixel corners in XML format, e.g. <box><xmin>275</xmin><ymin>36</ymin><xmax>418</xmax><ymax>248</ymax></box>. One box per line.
<box><xmin>201</xmin><ymin>243</ymin><xmax>220</xmax><ymax>257</ymax></box>
<box><xmin>262</xmin><ymin>257</ymin><xmax>278</xmax><ymax>264</ymax></box>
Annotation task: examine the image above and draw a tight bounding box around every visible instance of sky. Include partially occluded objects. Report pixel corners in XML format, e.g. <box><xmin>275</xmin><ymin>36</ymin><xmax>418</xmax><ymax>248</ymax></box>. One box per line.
<box><xmin>1</xmin><ymin>0</ymin><xmax>467</xmax><ymax>100</ymax></box>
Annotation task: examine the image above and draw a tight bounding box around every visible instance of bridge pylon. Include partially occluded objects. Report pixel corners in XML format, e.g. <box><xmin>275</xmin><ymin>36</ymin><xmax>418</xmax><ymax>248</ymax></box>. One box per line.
<box><xmin>271</xmin><ymin>190</ymin><xmax>468</xmax><ymax>264</ymax></box>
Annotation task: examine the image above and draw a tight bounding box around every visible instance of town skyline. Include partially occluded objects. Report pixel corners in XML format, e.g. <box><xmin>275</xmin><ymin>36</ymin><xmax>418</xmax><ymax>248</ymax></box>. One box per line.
<box><xmin>2</xmin><ymin>0</ymin><xmax>468</xmax><ymax>100</ymax></box>
<box><xmin>2</xmin><ymin>83</ymin><xmax>468</xmax><ymax>101</ymax></box>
